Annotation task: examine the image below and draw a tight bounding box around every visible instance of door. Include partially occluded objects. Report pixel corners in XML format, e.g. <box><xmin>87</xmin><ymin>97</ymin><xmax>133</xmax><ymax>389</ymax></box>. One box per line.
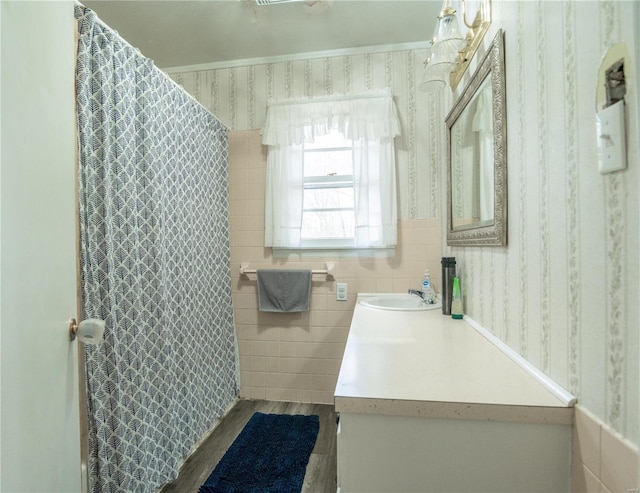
<box><xmin>1</xmin><ymin>1</ymin><xmax>82</xmax><ymax>491</ymax></box>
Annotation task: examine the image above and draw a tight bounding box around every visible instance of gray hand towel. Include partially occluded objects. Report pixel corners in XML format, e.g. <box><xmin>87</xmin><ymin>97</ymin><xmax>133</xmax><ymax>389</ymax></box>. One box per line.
<box><xmin>257</xmin><ymin>269</ymin><xmax>312</xmax><ymax>312</ymax></box>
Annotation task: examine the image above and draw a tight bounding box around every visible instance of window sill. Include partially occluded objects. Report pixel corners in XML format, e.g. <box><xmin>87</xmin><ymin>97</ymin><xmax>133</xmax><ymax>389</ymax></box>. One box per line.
<box><xmin>272</xmin><ymin>246</ymin><xmax>396</xmax><ymax>259</ymax></box>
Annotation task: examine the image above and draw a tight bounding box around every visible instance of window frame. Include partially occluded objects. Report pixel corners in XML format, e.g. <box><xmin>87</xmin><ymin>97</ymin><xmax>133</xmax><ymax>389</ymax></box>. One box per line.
<box><xmin>299</xmin><ymin>135</ymin><xmax>357</xmax><ymax>249</ymax></box>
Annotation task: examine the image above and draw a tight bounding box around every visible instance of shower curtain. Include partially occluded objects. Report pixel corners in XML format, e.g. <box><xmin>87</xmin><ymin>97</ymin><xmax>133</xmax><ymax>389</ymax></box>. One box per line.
<box><xmin>75</xmin><ymin>5</ymin><xmax>239</xmax><ymax>492</ymax></box>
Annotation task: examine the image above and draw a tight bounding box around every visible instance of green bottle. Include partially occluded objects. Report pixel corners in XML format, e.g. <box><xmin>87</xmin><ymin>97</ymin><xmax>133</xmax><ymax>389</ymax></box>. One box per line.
<box><xmin>451</xmin><ymin>277</ymin><xmax>463</xmax><ymax>320</ymax></box>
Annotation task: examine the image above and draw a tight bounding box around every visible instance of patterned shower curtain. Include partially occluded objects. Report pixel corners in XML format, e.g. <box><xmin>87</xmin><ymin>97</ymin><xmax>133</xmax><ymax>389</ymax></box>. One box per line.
<box><xmin>75</xmin><ymin>5</ymin><xmax>239</xmax><ymax>492</ymax></box>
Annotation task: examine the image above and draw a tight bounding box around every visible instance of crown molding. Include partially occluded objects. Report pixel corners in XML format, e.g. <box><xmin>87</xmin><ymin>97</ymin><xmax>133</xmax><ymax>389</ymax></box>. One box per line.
<box><xmin>162</xmin><ymin>40</ymin><xmax>430</xmax><ymax>74</ymax></box>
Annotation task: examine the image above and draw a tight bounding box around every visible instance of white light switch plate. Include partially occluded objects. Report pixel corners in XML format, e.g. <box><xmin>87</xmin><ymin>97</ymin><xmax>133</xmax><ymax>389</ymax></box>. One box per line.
<box><xmin>596</xmin><ymin>100</ymin><xmax>627</xmax><ymax>174</ymax></box>
<box><xmin>336</xmin><ymin>282</ymin><xmax>348</xmax><ymax>301</ymax></box>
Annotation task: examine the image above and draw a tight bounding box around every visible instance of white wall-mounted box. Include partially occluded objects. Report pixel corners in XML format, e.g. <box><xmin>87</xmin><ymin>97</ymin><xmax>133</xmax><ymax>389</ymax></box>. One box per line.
<box><xmin>597</xmin><ymin>100</ymin><xmax>627</xmax><ymax>174</ymax></box>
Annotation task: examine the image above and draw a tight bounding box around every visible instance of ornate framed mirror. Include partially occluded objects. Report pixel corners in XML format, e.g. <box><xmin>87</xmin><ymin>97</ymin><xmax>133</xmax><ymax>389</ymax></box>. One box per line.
<box><xmin>446</xmin><ymin>29</ymin><xmax>506</xmax><ymax>246</ymax></box>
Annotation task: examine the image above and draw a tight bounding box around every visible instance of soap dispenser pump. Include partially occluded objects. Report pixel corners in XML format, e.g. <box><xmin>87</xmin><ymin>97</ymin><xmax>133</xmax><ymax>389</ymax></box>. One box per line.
<box><xmin>451</xmin><ymin>277</ymin><xmax>463</xmax><ymax>320</ymax></box>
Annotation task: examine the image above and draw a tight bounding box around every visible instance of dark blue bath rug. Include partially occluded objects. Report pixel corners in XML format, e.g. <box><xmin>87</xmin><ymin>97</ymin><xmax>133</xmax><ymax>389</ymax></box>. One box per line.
<box><xmin>199</xmin><ymin>412</ymin><xmax>320</xmax><ymax>493</ymax></box>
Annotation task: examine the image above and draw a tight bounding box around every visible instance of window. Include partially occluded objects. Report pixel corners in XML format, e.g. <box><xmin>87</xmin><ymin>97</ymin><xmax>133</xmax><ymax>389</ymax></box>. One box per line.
<box><xmin>301</xmin><ymin>131</ymin><xmax>355</xmax><ymax>247</ymax></box>
<box><xmin>262</xmin><ymin>92</ymin><xmax>401</xmax><ymax>252</ymax></box>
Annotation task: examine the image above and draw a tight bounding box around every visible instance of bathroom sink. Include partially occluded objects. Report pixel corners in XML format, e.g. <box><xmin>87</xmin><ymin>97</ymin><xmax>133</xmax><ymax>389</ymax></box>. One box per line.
<box><xmin>359</xmin><ymin>294</ymin><xmax>441</xmax><ymax>311</ymax></box>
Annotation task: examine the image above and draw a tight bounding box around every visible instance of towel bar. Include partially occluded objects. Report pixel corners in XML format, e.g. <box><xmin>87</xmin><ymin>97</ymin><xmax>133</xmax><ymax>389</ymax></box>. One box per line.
<box><xmin>239</xmin><ymin>262</ymin><xmax>334</xmax><ymax>281</ymax></box>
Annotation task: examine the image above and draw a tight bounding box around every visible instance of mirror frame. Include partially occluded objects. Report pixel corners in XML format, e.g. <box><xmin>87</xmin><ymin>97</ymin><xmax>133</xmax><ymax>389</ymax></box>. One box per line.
<box><xmin>446</xmin><ymin>29</ymin><xmax>507</xmax><ymax>247</ymax></box>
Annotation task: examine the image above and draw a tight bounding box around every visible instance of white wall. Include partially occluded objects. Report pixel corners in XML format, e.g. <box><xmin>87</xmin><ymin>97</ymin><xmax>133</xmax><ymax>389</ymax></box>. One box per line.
<box><xmin>1</xmin><ymin>1</ymin><xmax>81</xmax><ymax>490</ymax></box>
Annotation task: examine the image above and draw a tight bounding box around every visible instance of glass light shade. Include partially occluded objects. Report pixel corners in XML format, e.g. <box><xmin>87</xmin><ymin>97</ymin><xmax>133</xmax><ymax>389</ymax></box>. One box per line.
<box><xmin>431</xmin><ymin>11</ymin><xmax>465</xmax><ymax>57</ymax></box>
<box><xmin>418</xmin><ymin>60</ymin><xmax>446</xmax><ymax>92</ymax></box>
<box><xmin>426</xmin><ymin>51</ymin><xmax>454</xmax><ymax>79</ymax></box>
<box><xmin>418</xmin><ymin>52</ymin><xmax>452</xmax><ymax>93</ymax></box>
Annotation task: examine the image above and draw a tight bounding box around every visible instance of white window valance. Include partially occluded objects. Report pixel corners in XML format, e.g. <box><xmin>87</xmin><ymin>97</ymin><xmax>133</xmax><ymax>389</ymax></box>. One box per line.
<box><xmin>261</xmin><ymin>90</ymin><xmax>401</xmax><ymax>146</ymax></box>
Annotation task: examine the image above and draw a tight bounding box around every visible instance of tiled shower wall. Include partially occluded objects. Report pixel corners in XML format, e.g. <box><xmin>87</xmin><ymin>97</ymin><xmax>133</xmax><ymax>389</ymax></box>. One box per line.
<box><xmin>228</xmin><ymin>129</ymin><xmax>441</xmax><ymax>404</ymax></box>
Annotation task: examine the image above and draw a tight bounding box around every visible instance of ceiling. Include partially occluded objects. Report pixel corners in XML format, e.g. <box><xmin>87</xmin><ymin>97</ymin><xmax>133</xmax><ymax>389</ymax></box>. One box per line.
<box><xmin>83</xmin><ymin>0</ymin><xmax>440</xmax><ymax>70</ymax></box>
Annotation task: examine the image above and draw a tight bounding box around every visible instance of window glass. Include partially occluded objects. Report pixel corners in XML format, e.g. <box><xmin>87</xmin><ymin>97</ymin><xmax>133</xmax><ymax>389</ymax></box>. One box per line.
<box><xmin>301</xmin><ymin>210</ymin><xmax>355</xmax><ymax>239</ymax></box>
<box><xmin>301</xmin><ymin>130</ymin><xmax>355</xmax><ymax>244</ymax></box>
<box><xmin>304</xmin><ymin>149</ymin><xmax>352</xmax><ymax>178</ymax></box>
<box><xmin>303</xmin><ymin>187</ymin><xmax>354</xmax><ymax>210</ymax></box>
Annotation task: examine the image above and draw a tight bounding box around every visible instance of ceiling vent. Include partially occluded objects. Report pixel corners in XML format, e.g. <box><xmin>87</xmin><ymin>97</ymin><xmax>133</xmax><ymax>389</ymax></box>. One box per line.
<box><xmin>255</xmin><ymin>0</ymin><xmax>299</xmax><ymax>5</ymax></box>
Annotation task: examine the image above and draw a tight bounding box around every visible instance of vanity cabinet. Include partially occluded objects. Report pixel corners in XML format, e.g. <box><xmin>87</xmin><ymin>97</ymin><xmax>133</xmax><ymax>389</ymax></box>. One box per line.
<box><xmin>334</xmin><ymin>294</ymin><xmax>574</xmax><ymax>493</ymax></box>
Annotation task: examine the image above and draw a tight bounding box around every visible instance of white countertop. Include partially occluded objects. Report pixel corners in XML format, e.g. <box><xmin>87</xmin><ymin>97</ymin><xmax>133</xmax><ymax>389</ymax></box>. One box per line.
<box><xmin>334</xmin><ymin>294</ymin><xmax>574</xmax><ymax>424</ymax></box>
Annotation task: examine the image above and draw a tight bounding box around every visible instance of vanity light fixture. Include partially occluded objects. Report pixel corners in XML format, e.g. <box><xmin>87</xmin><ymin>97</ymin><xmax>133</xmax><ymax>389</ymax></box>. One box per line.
<box><xmin>419</xmin><ymin>0</ymin><xmax>492</xmax><ymax>93</ymax></box>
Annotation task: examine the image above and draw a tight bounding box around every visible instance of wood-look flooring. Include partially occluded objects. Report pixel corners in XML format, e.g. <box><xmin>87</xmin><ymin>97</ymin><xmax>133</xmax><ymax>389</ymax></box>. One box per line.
<box><xmin>159</xmin><ymin>399</ymin><xmax>337</xmax><ymax>493</ymax></box>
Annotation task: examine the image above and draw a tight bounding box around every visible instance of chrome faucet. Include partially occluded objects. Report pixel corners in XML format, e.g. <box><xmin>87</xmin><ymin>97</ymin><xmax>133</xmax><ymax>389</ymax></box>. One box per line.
<box><xmin>407</xmin><ymin>289</ymin><xmax>425</xmax><ymax>300</ymax></box>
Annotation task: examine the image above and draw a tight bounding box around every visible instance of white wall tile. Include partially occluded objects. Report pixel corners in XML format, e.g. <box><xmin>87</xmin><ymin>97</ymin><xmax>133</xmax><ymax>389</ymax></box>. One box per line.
<box><xmin>600</xmin><ymin>425</ymin><xmax>639</xmax><ymax>493</ymax></box>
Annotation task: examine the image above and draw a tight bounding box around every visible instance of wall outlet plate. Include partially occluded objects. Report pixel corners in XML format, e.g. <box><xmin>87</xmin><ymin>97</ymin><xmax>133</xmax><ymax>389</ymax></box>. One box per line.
<box><xmin>596</xmin><ymin>100</ymin><xmax>627</xmax><ymax>174</ymax></box>
<box><xmin>336</xmin><ymin>282</ymin><xmax>348</xmax><ymax>301</ymax></box>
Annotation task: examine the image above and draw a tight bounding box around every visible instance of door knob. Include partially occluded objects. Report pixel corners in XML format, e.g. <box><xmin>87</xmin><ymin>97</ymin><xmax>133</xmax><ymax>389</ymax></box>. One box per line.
<box><xmin>69</xmin><ymin>318</ymin><xmax>105</xmax><ymax>344</ymax></box>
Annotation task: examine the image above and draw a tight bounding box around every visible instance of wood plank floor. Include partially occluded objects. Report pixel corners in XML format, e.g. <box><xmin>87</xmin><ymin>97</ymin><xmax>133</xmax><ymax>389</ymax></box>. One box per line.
<box><xmin>159</xmin><ymin>399</ymin><xmax>337</xmax><ymax>493</ymax></box>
